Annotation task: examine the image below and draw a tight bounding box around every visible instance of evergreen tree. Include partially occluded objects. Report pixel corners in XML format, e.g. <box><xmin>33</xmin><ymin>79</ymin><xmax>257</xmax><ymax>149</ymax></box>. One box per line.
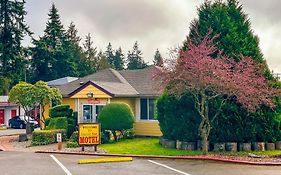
<box><xmin>31</xmin><ymin>4</ymin><xmax>75</xmax><ymax>81</ymax></box>
<box><xmin>79</xmin><ymin>33</ymin><xmax>98</xmax><ymax>76</ymax></box>
<box><xmin>105</xmin><ymin>42</ymin><xmax>114</xmax><ymax>68</ymax></box>
<box><xmin>127</xmin><ymin>41</ymin><xmax>147</xmax><ymax>70</ymax></box>
<box><xmin>97</xmin><ymin>51</ymin><xmax>111</xmax><ymax>71</ymax></box>
<box><xmin>185</xmin><ymin>0</ymin><xmax>263</xmax><ymax>63</ymax></box>
<box><xmin>153</xmin><ymin>48</ymin><xmax>163</xmax><ymax>67</ymax></box>
<box><xmin>0</xmin><ymin>0</ymin><xmax>31</xmax><ymax>94</ymax></box>
<box><xmin>113</xmin><ymin>47</ymin><xmax>125</xmax><ymax>70</ymax></box>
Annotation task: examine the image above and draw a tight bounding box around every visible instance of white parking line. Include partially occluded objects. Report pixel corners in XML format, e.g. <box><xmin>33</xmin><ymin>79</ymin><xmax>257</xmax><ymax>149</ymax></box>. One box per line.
<box><xmin>50</xmin><ymin>155</ymin><xmax>72</xmax><ymax>175</ymax></box>
<box><xmin>148</xmin><ymin>160</ymin><xmax>192</xmax><ymax>175</ymax></box>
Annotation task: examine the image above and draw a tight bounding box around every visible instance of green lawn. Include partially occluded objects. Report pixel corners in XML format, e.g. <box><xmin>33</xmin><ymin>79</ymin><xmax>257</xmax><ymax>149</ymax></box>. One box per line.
<box><xmin>99</xmin><ymin>138</ymin><xmax>281</xmax><ymax>157</ymax></box>
<box><xmin>99</xmin><ymin>138</ymin><xmax>201</xmax><ymax>156</ymax></box>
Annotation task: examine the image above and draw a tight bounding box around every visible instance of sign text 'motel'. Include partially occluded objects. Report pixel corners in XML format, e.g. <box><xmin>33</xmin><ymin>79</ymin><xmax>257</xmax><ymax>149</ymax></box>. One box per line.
<box><xmin>78</xmin><ymin>123</ymin><xmax>101</xmax><ymax>146</ymax></box>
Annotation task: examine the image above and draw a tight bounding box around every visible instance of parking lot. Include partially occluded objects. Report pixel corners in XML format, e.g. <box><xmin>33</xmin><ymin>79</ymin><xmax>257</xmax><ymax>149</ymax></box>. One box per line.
<box><xmin>0</xmin><ymin>152</ymin><xmax>281</xmax><ymax>175</ymax></box>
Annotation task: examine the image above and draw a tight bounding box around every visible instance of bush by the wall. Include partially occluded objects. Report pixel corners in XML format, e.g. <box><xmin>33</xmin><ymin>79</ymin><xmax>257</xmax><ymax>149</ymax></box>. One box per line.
<box><xmin>99</xmin><ymin>102</ymin><xmax>134</xmax><ymax>141</ymax></box>
<box><xmin>66</xmin><ymin>131</ymin><xmax>79</xmax><ymax>148</ymax></box>
<box><xmin>32</xmin><ymin>129</ymin><xmax>66</xmax><ymax>146</ymax></box>
<box><xmin>157</xmin><ymin>93</ymin><xmax>200</xmax><ymax>141</ymax></box>
<box><xmin>44</xmin><ymin>118</ymin><xmax>51</xmax><ymax>128</ymax></box>
<box><xmin>47</xmin><ymin>117</ymin><xmax>68</xmax><ymax>131</ymax></box>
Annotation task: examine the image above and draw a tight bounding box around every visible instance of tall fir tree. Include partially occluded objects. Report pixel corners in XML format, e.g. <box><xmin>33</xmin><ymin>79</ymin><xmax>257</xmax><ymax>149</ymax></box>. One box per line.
<box><xmin>97</xmin><ymin>51</ymin><xmax>111</xmax><ymax>71</ymax></box>
<box><xmin>105</xmin><ymin>42</ymin><xmax>114</xmax><ymax>68</ymax></box>
<box><xmin>113</xmin><ymin>47</ymin><xmax>125</xmax><ymax>70</ymax></box>
<box><xmin>0</xmin><ymin>0</ymin><xmax>31</xmax><ymax>94</ymax></box>
<box><xmin>79</xmin><ymin>33</ymin><xmax>98</xmax><ymax>76</ymax></box>
<box><xmin>127</xmin><ymin>41</ymin><xmax>147</xmax><ymax>70</ymax></box>
<box><xmin>153</xmin><ymin>48</ymin><xmax>163</xmax><ymax>67</ymax></box>
<box><xmin>31</xmin><ymin>4</ymin><xmax>75</xmax><ymax>81</ymax></box>
<box><xmin>185</xmin><ymin>0</ymin><xmax>263</xmax><ymax>62</ymax></box>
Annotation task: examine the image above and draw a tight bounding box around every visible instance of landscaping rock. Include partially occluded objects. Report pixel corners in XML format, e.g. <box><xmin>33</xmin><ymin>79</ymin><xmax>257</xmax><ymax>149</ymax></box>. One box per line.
<box><xmin>239</xmin><ymin>143</ymin><xmax>251</xmax><ymax>152</ymax></box>
<box><xmin>275</xmin><ymin>141</ymin><xmax>281</xmax><ymax>150</ymax></box>
<box><xmin>162</xmin><ymin>139</ymin><xmax>176</xmax><ymax>148</ymax></box>
<box><xmin>181</xmin><ymin>142</ymin><xmax>196</xmax><ymax>151</ymax></box>
<box><xmin>19</xmin><ymin>134</ymin><xmax>28</xmax><ymax>142</ymax></box>
<box><xmin>266</xmin><ymin>143</ymin><xmax>275</xmax><ymax>151</ymax></box>
<box><xmin>225</xmin><ymin>142</ymin><xmax>237</xmax><ymax>152</ymax></box>
<box><xmin>253</xmin><ymin>142</ymin><xmax>265</xmax><ymax>151</ymax></box>
<box><xmin>213</xmin><ymin>143</ymin><xmax>225</xmax><ymax>152</ymax></box>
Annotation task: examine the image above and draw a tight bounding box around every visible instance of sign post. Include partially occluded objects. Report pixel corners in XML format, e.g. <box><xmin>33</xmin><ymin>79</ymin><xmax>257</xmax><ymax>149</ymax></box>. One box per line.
<box><xmin>78</xmin><ymin>123</ymin><xmax>101</xmax><ymax>152</ymax></box>
<box><xmin>56</xmin><ymin>132</ymin><xmax>62</xmax><ymax>151</ymax></box>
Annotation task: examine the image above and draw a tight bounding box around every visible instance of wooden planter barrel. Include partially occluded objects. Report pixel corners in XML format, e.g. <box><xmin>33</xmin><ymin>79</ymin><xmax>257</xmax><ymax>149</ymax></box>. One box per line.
<box><xmin>213</xmin><ymin>143</ymin><xmax>225</xmax><ymax>152</ymax></box>
<box><xmin>252</xmin><ymin>142</ymin><xmax>265</xmax><ymax>151</ymax></box>
<box><xmin>239</xmin><ymin>143</ymin><xmax>251</xmax><ymax>152</ymax></box>
<box><xmin>266</xmin><ymin>143</ymin><xmax>275</xmax><ymax>151</ymax></box>
<box><xmin>225</xmin><ymin>142</ymin><xmax>237</xmax><ymax>152</ymax></box>
<box><xmin>275</xmin><ymin>141</ymin><xmax>281</xmax><ymax>150</ymax></box>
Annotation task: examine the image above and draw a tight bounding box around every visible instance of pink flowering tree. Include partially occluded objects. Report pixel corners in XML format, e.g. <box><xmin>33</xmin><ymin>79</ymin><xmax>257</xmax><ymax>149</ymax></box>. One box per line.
<box><xmin>156</xmin><ymin>33</ymin><xmax>279</xmax><ymax>154</ymax></box>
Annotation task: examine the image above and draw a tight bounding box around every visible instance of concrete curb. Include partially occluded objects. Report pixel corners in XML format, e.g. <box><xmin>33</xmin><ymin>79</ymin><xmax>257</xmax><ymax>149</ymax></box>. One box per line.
<box><xmin>35</xmin><ymin>151</ymin><xmax>281</xmax><ymax>166</ymax></box>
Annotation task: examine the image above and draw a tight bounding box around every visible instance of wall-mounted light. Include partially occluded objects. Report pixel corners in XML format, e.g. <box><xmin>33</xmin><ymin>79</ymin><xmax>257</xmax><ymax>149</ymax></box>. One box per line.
<box><xmin>86</xmin><ymin>92</ymin><xmax>94</xmax><ymax>98</ymax></box>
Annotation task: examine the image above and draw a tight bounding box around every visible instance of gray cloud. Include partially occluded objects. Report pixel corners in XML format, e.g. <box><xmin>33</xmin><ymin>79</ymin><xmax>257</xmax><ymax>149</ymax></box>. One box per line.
<box><xmin>25</xmin><ymin>0</ymin><xmax>281</xmax><ymax>72</ymax></box>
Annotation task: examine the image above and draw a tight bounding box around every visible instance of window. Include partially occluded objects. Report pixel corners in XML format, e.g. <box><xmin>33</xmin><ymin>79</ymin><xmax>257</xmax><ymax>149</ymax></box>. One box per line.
<box><xmin>140</xmin><ymin>98</ymin><xmax>156</xmax><ymax>120</ymax></box>
<box><xmin>95</xmin><ymin>105</ymin><xmax>104</xmax><ymax>122</ymax></box>
<box><xmin>83</xmin><ymin>105</ymin><xmax>93</xmax><ymax>123</ymax></box>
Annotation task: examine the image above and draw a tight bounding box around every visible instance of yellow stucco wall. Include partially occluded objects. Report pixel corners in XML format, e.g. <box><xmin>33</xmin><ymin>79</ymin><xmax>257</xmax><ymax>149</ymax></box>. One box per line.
<box><xmin>62</xmin><ymin>98</ymin><xmax>76</xmax><ymax>111</ymax></box>
<box><xmin>111</xmin><ymin>98</ymin><xmax>136</xmax><ymax>116</ymax></box>
<box><xmin>111</xmin><ymin>97</ymin><xmax>162</xmax><ymax>136</ymax></box>
<box><xmin>134</xmin><ymin>122</ymin><xmax>162</xmax><ymax>136</ymax></box>
<box><xmin>70</xmin><ymin>84</ymin><xmax>112</xmax><ymax>99</ymax></box>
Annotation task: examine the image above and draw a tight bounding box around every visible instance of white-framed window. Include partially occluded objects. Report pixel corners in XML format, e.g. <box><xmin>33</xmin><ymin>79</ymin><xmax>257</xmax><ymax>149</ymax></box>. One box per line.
<box><xmin>82</xmin><ymin>104</ymin><xmax>106</xmax><ymax>123</ymax></box>
<box><xmin>140</xmin><ymin>98</ymin><xmax>156</xmax><ymax>120</ymax></box>
<box><xmin>82</xmin><ymin>104</ymin><xmax>93</xmax><ymax>123</ymax></box>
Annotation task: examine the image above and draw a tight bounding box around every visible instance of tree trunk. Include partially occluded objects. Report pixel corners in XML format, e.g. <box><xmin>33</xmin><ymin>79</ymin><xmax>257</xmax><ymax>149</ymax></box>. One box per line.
<box><xmin>112</xmin><ymin>131</ymin><xmax>118</xmax><ymax>141</ymax></box>
<box><xmin>198</xmin><ymin>92</ymin><xmax>211</xmax><ymax>155</ymax></box>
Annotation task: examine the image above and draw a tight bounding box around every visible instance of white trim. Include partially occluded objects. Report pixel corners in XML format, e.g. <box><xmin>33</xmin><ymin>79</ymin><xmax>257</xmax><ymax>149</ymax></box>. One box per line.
<box><xmin>135</xmin><ymin>98</ymin><xmax>140</xmax><ymax>121</ymax></box>
<box><xmin>77</xmin><ymin>98</ymin><xmax>80</xmax><ymax>123</ymax></box>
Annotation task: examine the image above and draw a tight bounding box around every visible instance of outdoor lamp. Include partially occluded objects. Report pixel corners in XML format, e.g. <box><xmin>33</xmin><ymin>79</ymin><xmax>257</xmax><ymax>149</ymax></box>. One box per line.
<box><xmin>86</xmin><ymin>92</ymin><xmax>94</xmax><ymax>98</ymax></box>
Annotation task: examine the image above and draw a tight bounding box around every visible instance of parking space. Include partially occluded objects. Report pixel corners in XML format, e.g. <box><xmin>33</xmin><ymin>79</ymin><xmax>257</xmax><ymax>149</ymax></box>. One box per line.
<box><xmin>0</xmin><ymin>152</ymin><xmax>281</xmax><ymax>175</ymax></box>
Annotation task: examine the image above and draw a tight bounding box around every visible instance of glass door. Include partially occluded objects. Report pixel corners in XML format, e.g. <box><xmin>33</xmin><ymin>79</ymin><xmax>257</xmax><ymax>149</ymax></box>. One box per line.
<box><xmin>82</xmin><ymin>104</ymin><xmax>93</xmax><ymax>123</ymax></box>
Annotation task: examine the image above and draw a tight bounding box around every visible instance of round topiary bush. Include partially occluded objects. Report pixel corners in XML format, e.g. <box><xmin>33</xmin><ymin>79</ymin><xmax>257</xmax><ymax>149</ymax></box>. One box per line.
<box><xmin>99</xmin><ymin>102</ymin><xmax>134</xmax><ymax>141</ymax></box>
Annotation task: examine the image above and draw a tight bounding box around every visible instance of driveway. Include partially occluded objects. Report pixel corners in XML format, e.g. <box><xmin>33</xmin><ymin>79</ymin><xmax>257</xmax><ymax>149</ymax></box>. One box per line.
<box><xmin>0</xmin><ymin>152</ymin><xmax>280</xmax><ymax>175</ymax></box>
<box><xmin>0</xmin><ymin>129</ymin><xmax>25</xmax><ymax>137</ymax></box>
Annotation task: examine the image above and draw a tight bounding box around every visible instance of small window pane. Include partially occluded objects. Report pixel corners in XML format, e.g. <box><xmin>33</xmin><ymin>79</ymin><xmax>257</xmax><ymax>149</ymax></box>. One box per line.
<box><xmin>96</xmin><ymin>105</ymin><xmax>104</xmax><ymax>122</ymax></box>
<box><xmin>149</xmin><ymin>99</ymin><xmax>155</xmax><ymax>120</ymax></box>
<box><xmin>140</xmin><ymin>99</ymin><xmax>148</xmax><ymax>120</ymax></box>
<box><xmin>83</xmin><ymin>105</ymin><xmax>93</xmax><ymax>123</ymax></box>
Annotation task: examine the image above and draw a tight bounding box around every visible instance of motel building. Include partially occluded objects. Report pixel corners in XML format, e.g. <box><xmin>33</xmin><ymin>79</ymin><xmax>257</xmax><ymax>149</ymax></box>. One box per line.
<box><xmin>0</xmin><ymin>96</ymin><xmax>24</xmax><ymax>126</ymax></box>
<box><xmin>46</xmin><ymin>66</ymin><xmax>163</xmax><ymax>137</ymax></box>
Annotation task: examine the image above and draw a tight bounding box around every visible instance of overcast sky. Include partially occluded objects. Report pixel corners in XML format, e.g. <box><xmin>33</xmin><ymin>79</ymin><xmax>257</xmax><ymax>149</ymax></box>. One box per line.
<box><xmin>24</xmin><ymin>0</ymin><xmax>281</xmax><ymax>72</ymax></box>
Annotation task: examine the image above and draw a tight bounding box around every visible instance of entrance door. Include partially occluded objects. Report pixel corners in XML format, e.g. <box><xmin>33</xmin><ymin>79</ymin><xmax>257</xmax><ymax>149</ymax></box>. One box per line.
<box><xmin>0</xmin><ymin>109</ymin><xmax>4</xmax><ymax>124</ymax></box>
<box><xmin>11</xmin><ymin>109</ymin><xmax>17</xmax><ymax>118</ymax></box>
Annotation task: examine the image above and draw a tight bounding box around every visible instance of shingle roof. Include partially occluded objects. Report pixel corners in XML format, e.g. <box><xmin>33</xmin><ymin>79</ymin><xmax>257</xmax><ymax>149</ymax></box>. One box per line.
<box><xmin>48</xmin><ymin>77</ymin><xmax>78</xmax><ymax>86</ymax></box>
<box><xmin>52</xmin><ymin>66</ymin><xmax>162</xmax><ymax>97</ymax></box>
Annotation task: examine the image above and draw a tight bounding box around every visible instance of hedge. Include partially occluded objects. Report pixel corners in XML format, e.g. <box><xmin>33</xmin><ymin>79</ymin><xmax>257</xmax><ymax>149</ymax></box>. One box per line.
<box><xmin>32</xmin><ymin>129</ymin><xmax>66</xmax><ymax>146</ymax></box>
<box><xmin>49</xmin><ymin>105</ymin><xmax>73</xmax><ymax>118</ymax></box>
<box><xmin>157</xmin><ymin>93</ymin><xmax>281</xmax><ymax>143</ymax></box>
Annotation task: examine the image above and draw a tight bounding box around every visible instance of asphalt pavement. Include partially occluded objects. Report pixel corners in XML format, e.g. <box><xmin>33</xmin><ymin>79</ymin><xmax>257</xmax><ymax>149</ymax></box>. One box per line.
<box><xmin>0</xmin><ymin>129</ymin><xmax>25</xmax><ymax>137</ymax></box>
<box><xmin>0</xmin><ymin>152</ymin><xmax>281</xmax><ymax>175</ymax></box>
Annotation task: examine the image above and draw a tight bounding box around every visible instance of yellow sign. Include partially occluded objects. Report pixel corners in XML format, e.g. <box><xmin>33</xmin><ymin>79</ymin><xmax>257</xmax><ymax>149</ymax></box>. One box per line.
<box><xmin>79</xmin><ymin>123</ymin><xmax>101</xmax><ymax>146</ymax></box>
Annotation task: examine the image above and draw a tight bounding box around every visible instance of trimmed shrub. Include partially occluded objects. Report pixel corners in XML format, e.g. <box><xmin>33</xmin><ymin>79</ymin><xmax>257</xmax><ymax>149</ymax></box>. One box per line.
<box><xmin>99</xmin><ymin>102</ymin><xmax>134</xmax><ymax>141</ymax></box>
<box><xmin>49</xmin><ymin>105</ymin><xmax>73</xmax><ymax>118</ymax></box>
<box><xmin>47</xmin><ymin>117</ymin><xmax>68</xmax><ymax>130</ymax></box>
<box><xmin>101</xmin><ymin>130</ymin><xmax>111</xmax><ymax>144</ymax></box>
<box><xmin>32</xmin><ymin>129</ymin><xmax>66</xmax><ymax>146</ymax></box>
